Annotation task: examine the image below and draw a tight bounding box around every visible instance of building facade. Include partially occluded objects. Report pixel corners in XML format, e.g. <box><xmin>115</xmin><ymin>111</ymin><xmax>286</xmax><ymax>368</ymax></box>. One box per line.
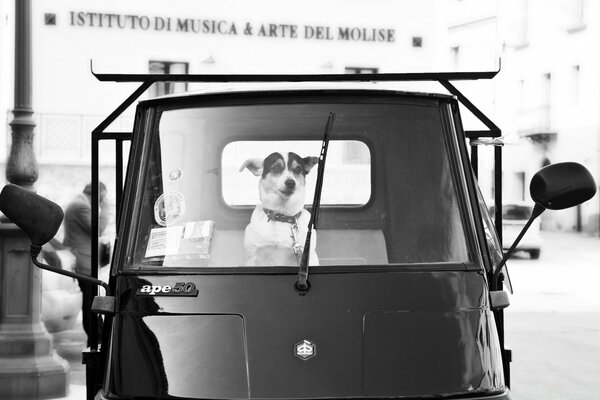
<box><xmin>1</xmin><ymin>0</ymin><xmax>598</xmax><ymax>235</ymax></box>
<box><xmin>447</xmin><ymin>0</ymin><xmax>599</xmax><ymax>234</ymax></box>
<box><xmin>1</xmin><ymin>0</ymin><xmax>446</xmax><ymax>215</ymax></box>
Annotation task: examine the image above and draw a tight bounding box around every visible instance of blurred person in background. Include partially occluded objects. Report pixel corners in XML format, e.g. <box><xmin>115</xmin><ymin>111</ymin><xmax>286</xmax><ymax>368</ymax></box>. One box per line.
<box><xmin>63</xmin><ymin>182</ymin><xmax>109</xmax><ymax>347</ymax></box>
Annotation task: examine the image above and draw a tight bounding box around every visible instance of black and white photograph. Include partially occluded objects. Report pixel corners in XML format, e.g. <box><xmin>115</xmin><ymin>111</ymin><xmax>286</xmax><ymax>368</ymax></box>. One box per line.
<box><xmin>0</xmin><ymin>1</ymin><xmax>598</xmax><ymax>399</ymax></box>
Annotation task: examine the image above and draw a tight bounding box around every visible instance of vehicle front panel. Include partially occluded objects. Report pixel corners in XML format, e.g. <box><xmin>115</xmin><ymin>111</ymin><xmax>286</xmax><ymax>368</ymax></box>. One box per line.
<box><xmin>106</xmin><ymin>270</ymin><xmax>504</xmax><ymax>399</ymax></box>
<box><xmin>103</xmin><ymin>90</ymin><xmax>506</xmax><ymax>400</ymax></box>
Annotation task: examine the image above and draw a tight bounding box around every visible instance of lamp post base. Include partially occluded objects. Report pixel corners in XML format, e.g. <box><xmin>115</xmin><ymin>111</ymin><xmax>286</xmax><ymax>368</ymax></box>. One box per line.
<box><xmin>0</xmin><ymin>353</ymin><xmax>68</xmax><ymax>399</ymax></box>
<box><xmin>0</xmin><ymin>224</ymin><xmax>68</xmax><ymax>399</ymax></box>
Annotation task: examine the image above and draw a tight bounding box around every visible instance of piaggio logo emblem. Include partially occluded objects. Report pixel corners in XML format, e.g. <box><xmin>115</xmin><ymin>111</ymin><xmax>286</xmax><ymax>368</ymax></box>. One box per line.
<box><xmin>294</xmin><ymin>340</ymin><xmax>316</xmax><ymax>360</ymax></box>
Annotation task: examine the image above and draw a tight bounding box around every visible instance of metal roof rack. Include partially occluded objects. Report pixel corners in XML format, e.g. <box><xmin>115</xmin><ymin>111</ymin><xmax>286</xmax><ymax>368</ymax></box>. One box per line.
<box><xmin>92</xmin><ymin>69</ymin><xmax>499</xmax><ymax>83</ymax></box>
<box><xmin>89</xmin><ymin>61</ymin><xmax>508</xmax><ymax>386</ymax></box>
<box><xmin>90</xmin><ymin>62</ymin><xmax>505</xmax><ymax>288</ymax></box>
<box><xmin>90</xmin><ymin>60</ymin><xmax>501</xmax><ymax>139</ymax></box>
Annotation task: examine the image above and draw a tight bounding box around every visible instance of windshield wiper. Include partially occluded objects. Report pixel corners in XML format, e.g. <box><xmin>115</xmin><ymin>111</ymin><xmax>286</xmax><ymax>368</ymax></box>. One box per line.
<box><xmin>295</xmin><ymin>112</ymin><xmax>336</xmax><ymax>293</ymax></box>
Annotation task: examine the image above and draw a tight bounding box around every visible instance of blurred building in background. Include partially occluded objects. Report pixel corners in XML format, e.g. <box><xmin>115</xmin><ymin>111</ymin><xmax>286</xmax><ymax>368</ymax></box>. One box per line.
<box><xmin>0</xmin><ymin>0</ymin><xmax>598</xmax><ymax>235</ymax></box>
<box><xmin>0</xmin><ymin>0</ymin><xmax>445</xmax><ymax>239</ymax></box>
<box><xmin>448</xmin><ymin>0</ymin><xmax>600</xmax><ymax>234</ymax></box>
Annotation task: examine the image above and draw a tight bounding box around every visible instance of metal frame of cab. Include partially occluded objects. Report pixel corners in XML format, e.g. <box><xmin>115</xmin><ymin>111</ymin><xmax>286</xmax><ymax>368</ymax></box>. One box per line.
<box><xmin>86</xmin><ymin>67</ymin><xmax>508</xmax><ymax>398</ymax></box>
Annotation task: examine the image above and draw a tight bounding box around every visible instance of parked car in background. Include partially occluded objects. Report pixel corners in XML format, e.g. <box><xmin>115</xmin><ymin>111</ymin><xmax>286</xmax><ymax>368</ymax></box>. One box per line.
<box><xmin>490</xmin><ymin>202</ymin><xmax>542</xmax><ymax>259</ymax></box>
<box><xmin>41</xmin><ymin>239</ymin><xmax>82</xmax><ymax>333</ymax></box>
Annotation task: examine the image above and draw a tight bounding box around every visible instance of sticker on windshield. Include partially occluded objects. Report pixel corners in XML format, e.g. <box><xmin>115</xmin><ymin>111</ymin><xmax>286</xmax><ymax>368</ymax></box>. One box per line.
<box><xmin>168</xmin><ymin>168</ymin><xmax>183</xmax><ymax>181</ymax></box>
<box><xmin>145</xmin><ymin>226</ymin><xmax>184</xmax><ymax>258</ymax></box>
<box><xmin>144</xmin><ymin>221</ymin><xmax>217</xmax><ymax>260</ymax></box>
<box><xmin>154</xmin><ymin>191</ymin><xmax>185</xmax><ymax>226</ymax></box>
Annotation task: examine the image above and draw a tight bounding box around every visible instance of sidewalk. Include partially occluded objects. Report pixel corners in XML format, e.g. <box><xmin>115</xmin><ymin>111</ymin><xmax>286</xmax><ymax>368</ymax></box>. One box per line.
<box><xmin>50</xmin><ymin>318</ymin><xmax>88</xmax><ymax>399</ymax></box>
<box><xmin>53</xmin><ymin>385</ymin><xmax>86</xmax><ymax>400</ymax></box>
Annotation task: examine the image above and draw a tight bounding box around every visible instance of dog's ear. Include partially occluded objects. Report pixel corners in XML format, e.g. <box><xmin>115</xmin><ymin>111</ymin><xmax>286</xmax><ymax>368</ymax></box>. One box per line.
<box><xmin>239</xmin><ymin>158</ymin><xmax>264</xmax><ymax>176</ymax></box>
<box><xmin>303</xmin><ymin>156</ymin><xmax>319</xmax><ymax>174</ymax></box>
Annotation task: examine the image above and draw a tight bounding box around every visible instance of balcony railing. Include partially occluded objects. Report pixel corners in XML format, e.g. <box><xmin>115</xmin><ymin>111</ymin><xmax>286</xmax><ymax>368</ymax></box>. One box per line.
<box><xmin>517</xmin><ymin>105</ymin><xmax>557</xmax><ymax>144</ymax></box>
<box><xmin>5</xmin><ymin>112</ymin><xmax>133</xmax><ymax>164</ymax></box>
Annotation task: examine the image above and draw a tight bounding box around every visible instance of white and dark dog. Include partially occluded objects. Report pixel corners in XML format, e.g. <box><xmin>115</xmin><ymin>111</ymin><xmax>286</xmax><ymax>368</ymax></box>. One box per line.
<box><xmin>240</xmin><ymin>152</ymin><xmax>319</xmax><ymax>266</ymax></box>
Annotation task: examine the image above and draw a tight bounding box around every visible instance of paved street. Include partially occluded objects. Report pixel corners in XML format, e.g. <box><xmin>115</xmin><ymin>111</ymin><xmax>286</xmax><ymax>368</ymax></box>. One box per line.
<box><xmin>505</xmin><ymin>231</ymin><xmax>600</xmax><ymax>313</ymax></box>
<box><xmin>505</xmin><ymin>231</ymin><xmax>600</xmax><ymax>400</ymax></box>
<box><xmin>507</xmin><ymin>312</ymin><xmax>600</xmax><ymax>400</ymax></box>
<box><xmin>50</xmin><ymin>230</ymin><xmax>600</xmax><ymax>399</ymax></box>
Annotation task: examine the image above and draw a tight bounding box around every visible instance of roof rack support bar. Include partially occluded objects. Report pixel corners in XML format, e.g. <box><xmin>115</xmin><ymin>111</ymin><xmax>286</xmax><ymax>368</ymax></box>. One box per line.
<box><xmin>115</xmin><ymin>138</ymin><xmax>124</xmax><ymax>229</ymax></box>
<box><xmin>471</xmin><ymin>145</ymin><xmax>479</xmax><ymax>178</ymax></box>
<box><xmin>92</xmin><ymin>131</ymin><xmax>131</xmax><ymax>231</ymax></box>
<box><xmin>439</xmin><ymin>79</ymin><xmax>501</xmax><ymax>137</ymax></box>
<box><xmin>93</xmin><ymin>132</ymin><xmax>133</xmax><ymax>140</ymax></box>
<box><xmin>93</xmin><ymin>81</ymin><xmax>152</xmax><ymax>134</ymax></box>
<box><xmin>465</xmin><ymin>130</ymin><xmax>501</xmax><ymax>139</ymax></box>
<box><xmin>90</xmin><ymin>134</ymin><xmax>100</xmax><ymax>352</ymax></box>
<box><xmin>494</xmin><ymin>145</ymin><xmax>503</xmax><ymax>245</ymax></box>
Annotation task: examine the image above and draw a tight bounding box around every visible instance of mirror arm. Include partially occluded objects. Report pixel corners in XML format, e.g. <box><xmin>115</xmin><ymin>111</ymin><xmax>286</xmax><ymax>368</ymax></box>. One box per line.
<box><xmin>30</xmin><ymin>245</ymin><xmax>111</xmax><ymax>296</ymax></box>
<box><xmin>491</xmin><ymin>203</ymin><xmax>546</xmax><ymax>291</ymax></box>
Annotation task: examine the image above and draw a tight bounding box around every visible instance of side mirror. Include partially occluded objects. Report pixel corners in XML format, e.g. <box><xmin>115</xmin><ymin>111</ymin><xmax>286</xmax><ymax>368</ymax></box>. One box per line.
<box><xmin>492</xmin><ymin>162</ymin><xmax>596</xmax><ymax>291</ymax></box>
<box><xmin>0</xmin><ymin>184</ymin><xmax>111</xmax><ymax>297</ymax></box>
<box><xmin>530</xmin><ymin>162</ymin><xmax>597</xmax><ymax>210</ymax></box>
<box><xmin>0</xmin><ymin>184</ymin><xmax>64</xmax><ymax>247</ymax></box>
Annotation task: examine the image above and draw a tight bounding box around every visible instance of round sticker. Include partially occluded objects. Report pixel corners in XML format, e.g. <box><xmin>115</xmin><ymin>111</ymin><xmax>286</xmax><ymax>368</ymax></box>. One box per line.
<box><xmin>169</xmin><ymin>168</ymin><xmax>183</xmax><ymax>181</ymax></box>
<box><xmin>154</xmin><ymin>191</ymin><xmax>185</xmax><ymax>226</ymax></box>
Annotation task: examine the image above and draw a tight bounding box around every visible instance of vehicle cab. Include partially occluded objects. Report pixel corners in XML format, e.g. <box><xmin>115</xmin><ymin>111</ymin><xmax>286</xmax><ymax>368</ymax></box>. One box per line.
<box><xmin>103</xmin><ymin>82</ymin><xmax>511</xmax><ymax>399</ymax></box>
<box><xmin>0</xmin><ymin>71</ymin><xmax>595</xmax><ymax>400</ymax></box>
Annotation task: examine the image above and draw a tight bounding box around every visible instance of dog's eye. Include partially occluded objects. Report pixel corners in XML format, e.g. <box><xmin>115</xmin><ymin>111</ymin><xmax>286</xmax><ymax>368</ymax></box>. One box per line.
<box><xmin>272</xmin><ymin>164</ymin><xmax>282</xmax><ymax>173</ymax></box>
<box><xmin>294</xmin><ymin>166</ymin><xmax>303</xmax><ymax>174</ymax></box>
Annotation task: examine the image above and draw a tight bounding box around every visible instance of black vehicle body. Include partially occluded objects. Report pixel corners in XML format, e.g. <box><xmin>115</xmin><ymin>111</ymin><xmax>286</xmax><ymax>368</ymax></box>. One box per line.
<box><xmin>2</xmin><ymin>71</ymin><xmax>595</xmax><ymax>400</ymax></box>
<box><xmin>0</xmin><ymin>68</ymin><xmax>525</xmax><ymax>400</ymax></box>
<box><xmin>80</xmin><ymin>73</ymin><xmax>516</xmax><ymax>400</ymax></box>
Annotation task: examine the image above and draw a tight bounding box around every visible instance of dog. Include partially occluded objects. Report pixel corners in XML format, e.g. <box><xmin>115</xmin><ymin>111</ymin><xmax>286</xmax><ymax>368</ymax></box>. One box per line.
<box><xmin>240</xmin><ymin>151</ymin><xmax>319</xmax><ymax>266</ymax></box>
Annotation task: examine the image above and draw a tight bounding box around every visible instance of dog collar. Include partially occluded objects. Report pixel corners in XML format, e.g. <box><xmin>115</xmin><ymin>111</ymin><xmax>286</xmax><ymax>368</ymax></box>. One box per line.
<box><xmin>263</xmin><ymin>208</ymin><xmax>303</xmax><ymax>224</ymax></box>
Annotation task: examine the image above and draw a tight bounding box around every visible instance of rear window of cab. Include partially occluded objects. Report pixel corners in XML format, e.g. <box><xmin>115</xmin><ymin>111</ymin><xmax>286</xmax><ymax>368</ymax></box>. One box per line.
<box><xmin>222</xmin><ymin>140</ymin><xmax>371</xmax><ymax>207</ymax></box>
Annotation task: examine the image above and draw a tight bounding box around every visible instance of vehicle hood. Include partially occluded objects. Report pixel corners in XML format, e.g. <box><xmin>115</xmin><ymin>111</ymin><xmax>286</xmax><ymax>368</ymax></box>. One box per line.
<box><xmin>107</xmin><ymin>270</ymin><xmax>504</xmax><ymax>399</ymax></box>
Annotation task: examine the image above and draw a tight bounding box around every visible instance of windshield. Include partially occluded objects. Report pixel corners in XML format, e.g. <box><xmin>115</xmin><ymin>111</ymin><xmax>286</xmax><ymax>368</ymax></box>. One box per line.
<box><xmin>130</xmin><ymin>96</ymin><xmax>471</xmax><ymax>269</ymax></box>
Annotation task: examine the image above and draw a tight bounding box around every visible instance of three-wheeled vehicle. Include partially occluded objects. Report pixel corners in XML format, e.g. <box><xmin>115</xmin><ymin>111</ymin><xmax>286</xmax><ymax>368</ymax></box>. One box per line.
<box><xmin>0</xmin><ymin>70</ymin><xmax>596</xmax><ymax>400</ymax></box>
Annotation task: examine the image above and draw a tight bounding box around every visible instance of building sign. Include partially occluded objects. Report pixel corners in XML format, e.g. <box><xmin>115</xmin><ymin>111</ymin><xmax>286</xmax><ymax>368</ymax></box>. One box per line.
<box><xmin>68</xmin><ymin>11</ymin><xmax>395</xmax><ymax>43</ymax></box>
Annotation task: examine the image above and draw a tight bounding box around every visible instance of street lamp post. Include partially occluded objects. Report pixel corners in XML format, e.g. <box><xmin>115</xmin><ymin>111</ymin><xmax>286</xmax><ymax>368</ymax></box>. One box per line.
<box><xmin>0</xmin><ymin>0</ymin><xmax>68</xmax><ymax>398</ymax></box>
<box><xmin>6</xmin><ymin>0</ymin><xmax>38</xmax><ymax>190</ymax></box>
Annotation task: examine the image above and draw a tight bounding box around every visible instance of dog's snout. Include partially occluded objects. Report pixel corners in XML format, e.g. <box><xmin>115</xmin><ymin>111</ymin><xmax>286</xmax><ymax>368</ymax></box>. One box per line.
<box><xmin>284</xmin><ymin>179</ymin><xmax>296</xmax><ymax>189</ymax></box>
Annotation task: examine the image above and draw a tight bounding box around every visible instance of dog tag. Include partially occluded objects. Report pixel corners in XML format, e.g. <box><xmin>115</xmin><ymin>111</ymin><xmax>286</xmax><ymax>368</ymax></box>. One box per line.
<box><xmin>290</xmin><ymin>223</ymin><xmax>303</xmax><ymax>255</ymax></box>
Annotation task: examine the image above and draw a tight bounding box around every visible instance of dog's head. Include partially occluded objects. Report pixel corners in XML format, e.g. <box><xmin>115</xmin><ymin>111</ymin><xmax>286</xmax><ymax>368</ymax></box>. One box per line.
<box><xmin>240</xmin><ymin>152</ymin><xmax>318</xmax><ymax>214</ymax></box>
